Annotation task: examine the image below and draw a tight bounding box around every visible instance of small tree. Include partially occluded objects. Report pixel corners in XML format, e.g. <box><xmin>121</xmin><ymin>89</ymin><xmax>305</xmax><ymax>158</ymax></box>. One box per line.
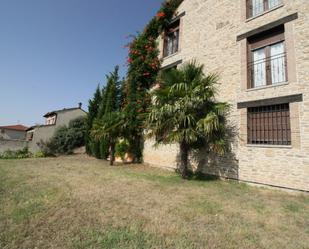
<box><xmin>86</xmin><ymin>85</ymin><xmax>102</xmax><ymax>157</ymax></box>
<box><xmin>147</xmin><ymin>61</ymin><xmax>230</xmax><ymax>179</ymax></box>
<box><xmin>86</xmin><ymin>66</ymin><xmax>123</xmax><ymax>160</ymax></box>
<box><xmin>92</xmin><ymin>112</ymin><xmax>124</xmax><ymax>165</ymax></box>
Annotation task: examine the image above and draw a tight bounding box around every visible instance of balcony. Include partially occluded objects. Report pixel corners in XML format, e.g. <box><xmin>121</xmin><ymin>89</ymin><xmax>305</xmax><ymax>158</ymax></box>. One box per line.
<box><xmin>248</xmin><ymin>52</ymin><xmax>287</xmax><ymax>89</ymax></box>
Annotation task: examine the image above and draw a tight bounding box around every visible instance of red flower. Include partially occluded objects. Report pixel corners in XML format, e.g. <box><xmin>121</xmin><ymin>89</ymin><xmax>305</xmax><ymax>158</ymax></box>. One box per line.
<box><xmin>157</xmin><ymin>12</ymin><xmax>166</xmax><ymax>18</ymax></box>
<box><xmin>127</xmin><ymin>58</ymin><xmax>133</xmax><ymax>63</ymax></box>
<box><xmin>143</xmin><ymin>72</ymin><xmax>150</xmax><ymax>76</ymax></box>
<box><xmin>131</xmin><ymin>50</ymin><xmax>140</xmax><ymax>55</ymax></box>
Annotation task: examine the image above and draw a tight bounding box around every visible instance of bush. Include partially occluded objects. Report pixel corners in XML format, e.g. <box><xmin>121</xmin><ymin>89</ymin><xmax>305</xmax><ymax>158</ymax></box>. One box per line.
<box><xmin>0</xmin><ymin>147</ymin><xmax>33</xmax><ymax>159</ymax></box>
<box><xmin>115</xmin><ymin>140</ymin><xmax>130</xmax><ymax>160</ymax></box>
<box><xmin>33</xmin><ymin>151</ymin><xmax>46</xmax><ymax>158</ymax></box>
<box><xmin>68</xmin><ymin>116</ymin><xmax>87</xmax><ymax>147</ymax></box>
<box><xmin>41</xmin><ymin>116</ymin><xmax>87</xmax><ymax>155</ymax></box>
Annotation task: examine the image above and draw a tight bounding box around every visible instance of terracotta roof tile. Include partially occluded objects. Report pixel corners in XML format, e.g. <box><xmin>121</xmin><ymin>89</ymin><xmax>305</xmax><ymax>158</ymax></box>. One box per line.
<box><xmin>0</xmin><ymin>125</ymin><xmax>29</xmax><ymax>131</ymax></box>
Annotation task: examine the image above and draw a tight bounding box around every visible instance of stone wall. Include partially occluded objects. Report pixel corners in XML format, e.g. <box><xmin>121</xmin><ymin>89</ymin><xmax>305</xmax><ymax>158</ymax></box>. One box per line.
<box><xmin>28</xmin><ymin>125</ymin><xmax>56</xmax><ymax>153</ymax></box>
<box><xmin>144</xmin><ymin>0</ymin><xmax>309</xmax><ymax>191</ymax></box>
<box><xmin>0</xmin><ymin>139</ymin><xmax>29</xmax><ymax>153</ymax></box>
<box><xmin>144</xmin><ymin>139</ymin><xmax>179</xmax><ymax>170</ymax></box>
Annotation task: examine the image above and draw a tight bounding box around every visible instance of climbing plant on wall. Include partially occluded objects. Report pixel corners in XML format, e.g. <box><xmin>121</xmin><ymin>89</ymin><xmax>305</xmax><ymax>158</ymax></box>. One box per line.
<box><xmin>124</xmin><ymin>0</ymin><xmax>184</xmax><ymax>162</ymax></box>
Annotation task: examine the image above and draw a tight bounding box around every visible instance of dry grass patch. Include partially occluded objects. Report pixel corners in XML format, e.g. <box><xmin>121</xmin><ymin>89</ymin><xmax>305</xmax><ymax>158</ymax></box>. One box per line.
<box><xmin>0</xmin><ymin>155</ymin><xmax>308</xmax><ymax>249</ymax></box>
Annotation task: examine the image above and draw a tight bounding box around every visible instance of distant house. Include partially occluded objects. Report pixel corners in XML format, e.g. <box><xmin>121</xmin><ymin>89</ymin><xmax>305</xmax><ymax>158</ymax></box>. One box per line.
<box><xmin>27</xmin><ymin>103</ymin><xmax>87</xmax><ymax>152</ymax></box>
<box><xmin>0</xmin><ymin>125</ymin><xmax>28</xmax><ymax>140</ymax></box>
<box><xmin>0</xmin><ymin>125</ymin><xmax>29</xmax><ymax>153</ymax></box>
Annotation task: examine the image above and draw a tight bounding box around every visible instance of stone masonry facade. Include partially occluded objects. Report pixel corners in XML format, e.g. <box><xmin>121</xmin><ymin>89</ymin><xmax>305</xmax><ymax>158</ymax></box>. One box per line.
<box><xmin>143</xmin><ymin>0</ymin><xmax>309</xmax><ymax>191</ymax></box>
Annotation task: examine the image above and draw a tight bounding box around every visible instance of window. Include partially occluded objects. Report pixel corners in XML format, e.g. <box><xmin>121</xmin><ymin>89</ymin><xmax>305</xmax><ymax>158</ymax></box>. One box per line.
<box><xmin>248</xmin><ymin>26</ymin><xmax>287</xmax><ymax>88</ymax></box>
<box><xmin>247</xmin><ymin>103</ymin><xmax>291</xmax><ymax>145</ymax></box>
<box><xmin>27</xmin><ymin>132</ymin><xmax>34</xmax><ymax>141</ymax></box>
<box><xmin>163</xmin><ymin>20</ymin><xmax>180</xmax><ymax>57</ymax></box>
<box><xmin>46</xmin><ymin>115</ymin><xmax>56</xmax><ymax>125</ymax></box>
<box><xmin>247</xmin><ymin>0</ymin><xmax>283</xmax><ymax>18</ymax></box>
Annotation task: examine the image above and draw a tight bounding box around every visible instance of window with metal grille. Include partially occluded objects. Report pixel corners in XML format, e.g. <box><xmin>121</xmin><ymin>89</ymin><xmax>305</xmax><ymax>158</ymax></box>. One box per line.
<box><xmin>247</xmin><ymin>103</ymin><xmax>291</xmax><ymax>145</ymax></box>
<box><xmin>163</xmin><ymin>20</ymin><xmax>180</xmax><ymax>57</ymax></box>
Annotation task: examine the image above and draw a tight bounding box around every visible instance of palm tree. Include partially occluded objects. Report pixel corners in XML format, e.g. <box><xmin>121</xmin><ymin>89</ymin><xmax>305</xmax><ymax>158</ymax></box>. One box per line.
<box><xmin>147</xmin><ymin>61</ymin><xmax>230</xmax><ymax>179</ymax></box>
<box><xmin>91</xmin><ymin>112</ymin><xmax>124</xmax><ymax>165</ymax></box>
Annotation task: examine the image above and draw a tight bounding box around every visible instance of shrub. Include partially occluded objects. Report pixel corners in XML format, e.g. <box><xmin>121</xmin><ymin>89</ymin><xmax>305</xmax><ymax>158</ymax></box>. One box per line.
<box><xmin>68</xmin><ymin>116</ymin><xmax>87</xmax><ymax>147</ymax></box>
<box><xmin>38</xmin><ymin>140</ymin><xmax>56</xmax><ymax>157</ymax></box>
<box><xmin>115</xmin><ymin>140</ymin><xmax>130</xmax><ymax>160</ymax></box>
<box><xmin>33</xmin><ymin>151</ymin><xmax>46</xmax><ymax>158</ymax></box>
<box><xmin>0</xmin><ymin>147</ymin><xmax>33</xmax><ymax>159</ymax></box>
<box><xmin>42</xmin><ymin>116</ymin><xmax>87</xmax><ymax>155</ymax></box>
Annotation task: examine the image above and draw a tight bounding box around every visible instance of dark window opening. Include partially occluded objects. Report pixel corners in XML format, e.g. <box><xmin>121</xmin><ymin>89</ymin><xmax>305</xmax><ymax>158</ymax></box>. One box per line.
<box><xmin>27</xmin><ymin>132</ymin><xmax>34</xmax><ymax>141</ymax></box>
<box><xmin>163</xmin><ymin>20</ymin><xmax>180</xmax><ymax>57</ymax></box>
<box><xmin>247</xmin><ymin>103</ymin><xmax>291</xmax><ymax>145</ymax></box>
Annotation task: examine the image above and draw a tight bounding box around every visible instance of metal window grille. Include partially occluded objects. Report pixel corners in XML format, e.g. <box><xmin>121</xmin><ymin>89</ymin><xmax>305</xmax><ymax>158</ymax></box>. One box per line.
<box><xmin>247</xmin><ymin>103</ymin><xmax>291</xmax><ymax>145</ymax></box>
<box><xmin>248</xmin><ymin>52</ymin><xmax>287</xmax><ymax>88</ymax></box>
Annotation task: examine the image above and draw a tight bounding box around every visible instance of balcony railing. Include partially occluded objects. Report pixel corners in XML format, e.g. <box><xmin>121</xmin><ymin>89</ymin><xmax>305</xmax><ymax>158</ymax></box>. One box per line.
<box><xmin>248</xmin><ymin>53</ymin><xmax>287</xmax><ymax>89</ymax></box>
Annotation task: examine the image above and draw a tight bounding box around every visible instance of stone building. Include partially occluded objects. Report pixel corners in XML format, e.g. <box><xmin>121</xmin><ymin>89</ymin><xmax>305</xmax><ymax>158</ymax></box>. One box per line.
<box><xmin>0</xmin><ymin>125</ymin><xmax>29</xmax><ymax>153</ymax></box>
<box><xmin>144</xmin><ymin>0</ymin><xmax>309</xmax><ymax>191</ymax></box>
<box><xmin>27</xmin><ymin>104</ymin><xmax>87</xmax><ymax>152</ymax></box>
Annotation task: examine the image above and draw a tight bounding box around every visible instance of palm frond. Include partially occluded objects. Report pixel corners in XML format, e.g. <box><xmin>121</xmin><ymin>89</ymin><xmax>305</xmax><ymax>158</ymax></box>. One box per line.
<box><xmin>197</xmin><ymin>112</ymin><xmax>219</xmax><ymax>134</ymax></box>
<box><xmin>146</xmin><ymin>60</ymin><xmax>231</xmax><ymax>155</ymax></box>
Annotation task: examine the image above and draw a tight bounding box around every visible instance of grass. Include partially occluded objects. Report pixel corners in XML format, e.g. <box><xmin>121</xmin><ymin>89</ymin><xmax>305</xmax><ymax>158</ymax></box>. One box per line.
<box><xmin>0</xmin><ymin>155</ymin><xmax>308</xmax><ymax>249</ymax></box>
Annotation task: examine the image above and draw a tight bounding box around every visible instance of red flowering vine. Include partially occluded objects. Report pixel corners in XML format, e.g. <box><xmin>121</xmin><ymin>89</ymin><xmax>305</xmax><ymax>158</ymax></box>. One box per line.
<box><xmin>157</xmin><ymin>11</ymin><xmax>166</xmax><ymax>19</ymax></box>
<box><xmin>122</xmin><ymin>0</ymin><xmax>184</xmax><ymax>161</ymax></box>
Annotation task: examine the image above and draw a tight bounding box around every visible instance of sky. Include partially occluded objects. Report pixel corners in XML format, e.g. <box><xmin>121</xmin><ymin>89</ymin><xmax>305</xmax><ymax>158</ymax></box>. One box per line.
<box><xmin>0</xmin><ymin>0</ymin><xmax>163</xmax><ymax>126</ymax></box>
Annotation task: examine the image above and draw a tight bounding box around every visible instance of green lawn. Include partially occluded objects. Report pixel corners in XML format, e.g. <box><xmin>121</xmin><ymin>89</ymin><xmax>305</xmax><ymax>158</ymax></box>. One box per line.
<box><xmin>0</xmin><ymin>155</ymin><xmax>308</xmax><ymax>249</ymax></box>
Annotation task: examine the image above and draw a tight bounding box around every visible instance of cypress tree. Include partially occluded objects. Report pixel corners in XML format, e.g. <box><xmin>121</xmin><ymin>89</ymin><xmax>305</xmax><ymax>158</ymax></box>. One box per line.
<box><xmin>86</xmin><ymin>85</ymin><xmax>102</xmax><ymax>156</ymax></box>
<box><xmin>104</xmin><ymin>66</ymin><xmax>120</xmax><ymax>114</ymax></box>
<box><xmin>96</xmin><ymin>66</ymin><xmax>121</xmax><ymax>159</ymax></box>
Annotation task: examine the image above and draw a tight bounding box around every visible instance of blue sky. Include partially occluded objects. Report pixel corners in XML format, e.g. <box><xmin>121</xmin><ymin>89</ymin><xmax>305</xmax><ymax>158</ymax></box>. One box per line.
<box><xmin>0</xmin><ymin>0</ymin><xmax>163</xmax><ymax>126</ymax></box>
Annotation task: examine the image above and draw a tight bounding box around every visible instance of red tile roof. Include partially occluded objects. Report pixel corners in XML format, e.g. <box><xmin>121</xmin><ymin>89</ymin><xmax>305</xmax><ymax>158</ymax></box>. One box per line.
<box><xmin>0</xmin><ymin>125</ymin><xmax>29</xmax><ymax>131</ymax></box>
